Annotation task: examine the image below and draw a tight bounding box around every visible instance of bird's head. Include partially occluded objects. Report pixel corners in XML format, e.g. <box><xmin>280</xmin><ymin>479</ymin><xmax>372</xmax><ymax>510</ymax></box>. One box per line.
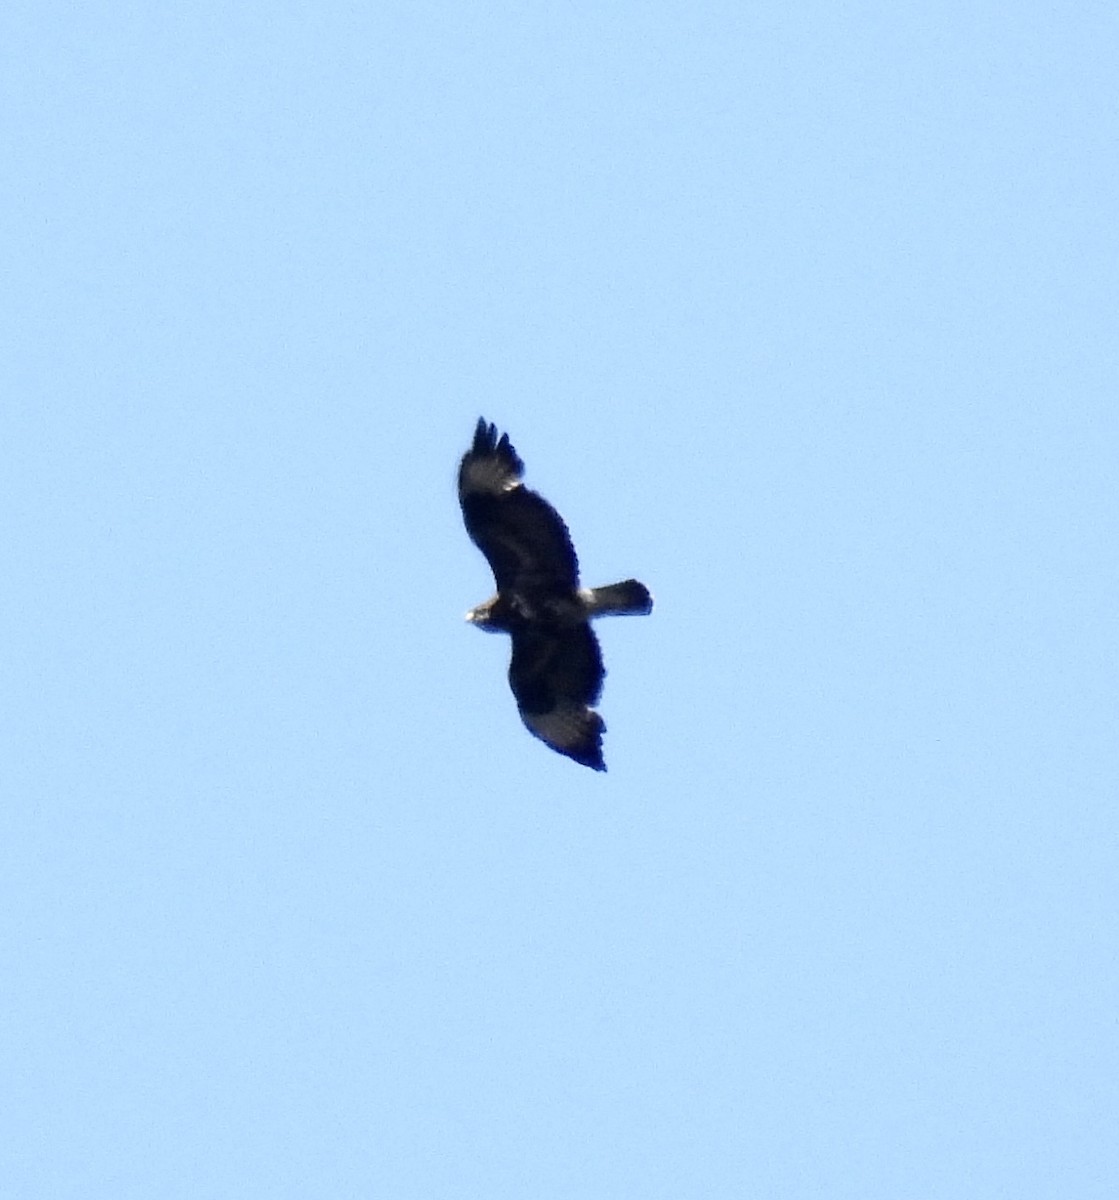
<box><xmin>465</xmin><ymin>597</ymin><xmax>502</xmax><ymax>632</ymax></box>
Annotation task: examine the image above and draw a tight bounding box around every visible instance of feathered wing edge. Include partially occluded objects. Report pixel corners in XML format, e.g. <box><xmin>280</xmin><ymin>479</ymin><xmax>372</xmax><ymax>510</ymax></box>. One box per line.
<box><xmin>520</xmin><ymin>704</ymin><xmax>606</xmax><ymax>772</ymax></box>
<box><xmin>457</xmin><ymin>419</ymin><xmax>524</xmax><ymax>497</ymax></box>
<box><xmin>509</xmin><ymin>624</ymin><xmax>607</xmax><ymax>771</ymax></box>
<box><xmin>459</xmin><ymin>418</ymin><xmax>580</xmax><ymax>593</ymax></box>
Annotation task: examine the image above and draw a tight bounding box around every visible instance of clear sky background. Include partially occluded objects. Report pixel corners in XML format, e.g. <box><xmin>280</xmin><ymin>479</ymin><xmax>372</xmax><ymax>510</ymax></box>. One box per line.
<box><xmin>2</xmin><ymin>2</ymin><xmax>1116</xmax><ymax>1197</ymax></box>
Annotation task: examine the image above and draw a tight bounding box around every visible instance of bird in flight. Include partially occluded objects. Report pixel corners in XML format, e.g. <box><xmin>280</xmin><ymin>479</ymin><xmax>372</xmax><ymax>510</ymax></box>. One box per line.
<box><xmin>458</xmin><ymin>418</ymin><xmax>652</xmax><ymax>771</ymax></box>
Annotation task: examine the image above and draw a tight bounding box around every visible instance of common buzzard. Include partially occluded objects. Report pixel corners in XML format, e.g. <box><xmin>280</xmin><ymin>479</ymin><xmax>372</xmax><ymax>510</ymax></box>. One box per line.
<box><xmin>458</xmin><ymin>418</ymin><xmax>652</xmax><ymax>771</ymax></box>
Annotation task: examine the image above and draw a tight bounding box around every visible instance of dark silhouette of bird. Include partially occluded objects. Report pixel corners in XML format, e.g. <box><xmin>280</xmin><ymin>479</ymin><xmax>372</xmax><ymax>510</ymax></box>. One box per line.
<box><xmin>459</xmin><ymin>418</ymin><xmax>652</xmax><ymax>770</ymax></box>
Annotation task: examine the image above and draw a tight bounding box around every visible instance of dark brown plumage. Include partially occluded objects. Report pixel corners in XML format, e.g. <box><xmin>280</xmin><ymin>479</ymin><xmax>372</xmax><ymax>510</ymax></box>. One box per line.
<box><xmin>458</xmin><ymin>418</ymin><xmax>652</xmax><ymax>771</ymax></box>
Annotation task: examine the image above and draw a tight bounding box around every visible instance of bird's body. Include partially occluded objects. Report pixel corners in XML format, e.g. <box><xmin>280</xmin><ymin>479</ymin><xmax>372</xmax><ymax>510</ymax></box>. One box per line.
<box><xmin>458</xmin><ymin>418</ymin><xmax>652</xmax><ymax>771</ymax></box>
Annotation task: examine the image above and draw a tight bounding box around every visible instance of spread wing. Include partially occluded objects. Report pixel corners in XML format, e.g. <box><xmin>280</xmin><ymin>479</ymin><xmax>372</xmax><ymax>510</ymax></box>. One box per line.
<box><xmin>458</xmin><ymin>418</ymin><xmax>579</xmax><ymax>594</ymax></box>
<box><xmin>508</xmin><ymin>623</ymin><xmax>606</xmax><ymax>771</ymax></box>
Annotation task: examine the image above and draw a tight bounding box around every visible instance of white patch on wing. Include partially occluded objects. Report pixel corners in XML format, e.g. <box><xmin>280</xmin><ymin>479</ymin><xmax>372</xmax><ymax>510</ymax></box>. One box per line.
<box><xmin>460</xmin><ymin>457</ymin><xmax>521</xmax><ymax>495</ymax></box>
<box><xmin>522</xmin><ymin>704</ymin><xmax>597</xmax><ymax>749</ymax></box>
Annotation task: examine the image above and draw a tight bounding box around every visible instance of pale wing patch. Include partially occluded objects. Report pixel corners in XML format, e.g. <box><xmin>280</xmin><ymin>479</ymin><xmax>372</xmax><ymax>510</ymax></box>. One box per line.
<box><xmin>521</xmin><ymin>703</ymin><xmax>600</xmax><ymax>750</ymax></box>
<box><xmin>460</xmin><ymin>456</ymin><xmax>521</xmax><ymax>495</ymax></box>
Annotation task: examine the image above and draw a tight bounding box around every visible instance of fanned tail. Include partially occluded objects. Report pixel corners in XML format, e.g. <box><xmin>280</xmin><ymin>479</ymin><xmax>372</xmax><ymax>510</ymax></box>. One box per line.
<box><xmin>584</xmin><ymin>579</ymin><xmax>653</xmax><ymax>617</ymax></box>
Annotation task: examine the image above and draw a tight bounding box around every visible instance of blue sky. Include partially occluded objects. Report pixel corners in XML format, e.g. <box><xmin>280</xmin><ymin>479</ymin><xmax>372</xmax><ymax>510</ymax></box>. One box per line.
<box><xmin>2</xmin><ymin>2</ymin><xmax>1116</xmax><ymax>1196</ymax></box>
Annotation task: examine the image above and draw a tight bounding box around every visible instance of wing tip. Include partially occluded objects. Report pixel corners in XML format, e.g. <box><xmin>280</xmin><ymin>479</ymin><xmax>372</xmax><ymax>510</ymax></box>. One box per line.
<box><xmin>555</xmin><ymin>738</ymin><xmax>607</xmax><ymax>772</ymax></box>
<box><xmin>521</xmin><ymin>704</ymin><xmax>608</xmax><ymax>771</ymax></box>
<box><xmin>464</xmin><ymin>417</ymin><xmax>524</xmax><ymax>487</ymax></box>
<box><xmin>472</xmin><ymin>416</ymin><xmax>496</xmax><ymax>455</ymax></box>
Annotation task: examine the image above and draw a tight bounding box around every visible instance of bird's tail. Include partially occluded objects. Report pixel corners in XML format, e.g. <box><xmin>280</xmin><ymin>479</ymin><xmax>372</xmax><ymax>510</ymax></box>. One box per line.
<box><xmin>585</xmin><ymin>579</ymin><xmax>653</xmax><ymax>617</ymax></box>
